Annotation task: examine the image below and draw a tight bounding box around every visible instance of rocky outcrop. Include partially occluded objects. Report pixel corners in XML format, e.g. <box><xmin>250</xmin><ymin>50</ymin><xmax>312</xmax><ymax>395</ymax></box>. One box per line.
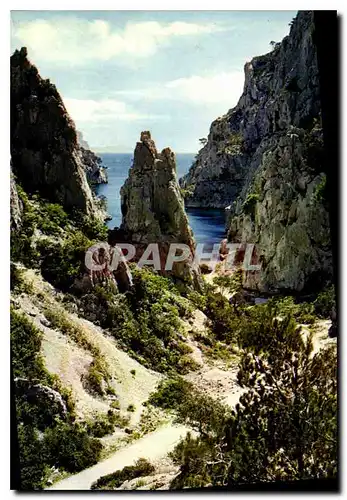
<box><xmin>180</xmin><ymin>12</ymin><xmax>332</xmax><ymax>292</ymax></box>
<box><xmin>10</xmin><ymin>165</ymin><xmax>23</xmax><ymax>231</ymax></box>
<box><xmin>76</xmin><ymin>131</ymin><xmax>108</xmax><ymax>186</ymax></box>
<box><xmin>14</xmin><ymin>377</ymin><xmax>67</xmax><ymax>421</ymax></box>
<box><xmin>120</xmin><ymin>131</ymin><xmax>202</xmax><ymax>289</ymax></box>
<box><xmin>10</xmin><ymin>47</ymin><xmax>100</xmax><ymax>217</ymax></box>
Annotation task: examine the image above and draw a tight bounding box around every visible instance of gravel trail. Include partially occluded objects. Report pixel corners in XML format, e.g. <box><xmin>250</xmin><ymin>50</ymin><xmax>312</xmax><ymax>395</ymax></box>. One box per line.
<box><xmin>46</xmin><ymin>424</ymin><xmax>190</xmax><ymax>490</ymax></box>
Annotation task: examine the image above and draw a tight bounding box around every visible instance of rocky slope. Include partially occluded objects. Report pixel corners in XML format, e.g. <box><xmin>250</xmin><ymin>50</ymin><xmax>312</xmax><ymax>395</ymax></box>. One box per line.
<box><xmin>10</xmin><ymin>47</ymin><xmax>101</xmax><ymax>218</ymax></box>
<box><xmin>120</xmin><ymin>131</ymin><xmax>202</xmax><ymax>289</ymax></box>
<box><xmin>10</xmin><ymin>165</ymin><xmax>23</xmax><ymax>231</ymax></box>
<box><xmin>77</xmin><ymin>131</ymin><xmax>108</xmax><ymax>186</ymax></box>
<box><xmin>180</xmin><ymin>11</ymin><xmax>332</xmax><ymax>293</ymax></box>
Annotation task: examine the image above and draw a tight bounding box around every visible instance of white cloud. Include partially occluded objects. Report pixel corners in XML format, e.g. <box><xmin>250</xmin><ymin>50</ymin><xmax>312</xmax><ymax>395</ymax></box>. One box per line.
<box><xmin>63</xmin><ymin>97</ymin><xmax>168</xmax><ymax>124</ymax></box>
<box><xmin>165</xmin><ymin>71</ymin><xmax>245</xmax><ymax>105</ymax></box>
<box><xmin>114</xmin><ymin>71</ymin><xmax>245</xmax><ymax>107</ymax></box>
<box><xmin>12</xmin><ymin>18</ymin><xmax>225</xmax><ymax>65</ymax></box>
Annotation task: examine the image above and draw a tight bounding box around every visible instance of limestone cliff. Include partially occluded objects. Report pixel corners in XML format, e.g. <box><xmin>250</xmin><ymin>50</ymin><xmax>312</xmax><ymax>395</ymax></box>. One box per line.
<box><xmin>10</xmin><ymin>47</ymin><xmax>99</xmax><ymax>217</ymax></box>
<box><xmin>120</xmin><ymin>131</ymin><xmax>202</xmax><ymax>289</ymax></box>
<box><xmin>76</xmin><ymin>131</ymin><xmax>108</xmax><ymax>186</ymax></box>
<box><xmin>10</xmin><ymin>165</ymin><xmax>23</xmax><ymax>231</ymax></box>
<box><xmin>180</xmin><ymin>11</ymin><xmax>332</xmax><ymax>292</ymax></box>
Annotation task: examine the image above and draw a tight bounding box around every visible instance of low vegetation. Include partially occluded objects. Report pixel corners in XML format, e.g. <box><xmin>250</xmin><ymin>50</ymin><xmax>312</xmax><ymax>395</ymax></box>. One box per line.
<box><xmin>11</xmin><ymin>308</ymin><xmax>103</xmax><ymax>490</ymax></box>
<box><xmin>79</xmin><ymin>267</ymin><xmax>197</xmax><ymax>374</ymax></box>
<box><xmin>169</xmin><ymin>306</ymin><xmax>337</xmax><ymax>489</ymax></box>
<box><xmin>242</xmin><ymin>192</ymin><xmax>259</xmax><ymax>219</ymax></box>
<box><xmin>11</xmin><ymin>188</ymin><xmax>108</xmax><ymax>292</ymax></box>
<box><xmin>43</xmin><ymin>307</ymin><xmax>113</xmax><ymax>396</ymax></box>
<box><xmin>84</xmin><ymin>411</ymin><xmax>130</xmax><ymax>438</ymax></box>
<box><xmin>91</xmin><ymin>458</ymin><xmax>155</xmax><ymax>490</ymax></box>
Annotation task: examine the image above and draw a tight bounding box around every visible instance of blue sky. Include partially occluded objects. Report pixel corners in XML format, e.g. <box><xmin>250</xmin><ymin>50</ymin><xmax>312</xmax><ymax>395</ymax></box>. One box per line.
<box><xmin>11</xmin><ymin>10</ymin><xmax>297</xmax><ymax>153</ymax></box>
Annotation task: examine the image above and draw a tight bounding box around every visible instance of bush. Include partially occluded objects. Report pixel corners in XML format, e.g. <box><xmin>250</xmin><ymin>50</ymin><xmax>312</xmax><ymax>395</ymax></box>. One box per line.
<box><xmin>242</xmin><ymin>193</ymin><xmax>259</xmax><ymax>219</ymax></box>
<box><xmin>314</xmin><ymin>285</ymin><xmax>336</xmax><ymax>318</ymax></box>
<box><xmin>110</xmin><ymin>400</ymin><xmax>120</xmax><ymax>410</ymax></box>
<box><xmin>91</xmin><ymin>458</ymin><xmax>155</xmax><ymax>490</ymax></box>
<box><xmin>204</xmin><ymin>292</ymin><xmax>234</xmax><ymax>341</ymax></box>
<box><xmin>34</xmin><ymin>199</ymin><xmax>69</xmax><ymax>235</ymax></box>
<box><xmin>127</xmin><ymin>404</ymin><xmax>135</xmax><ymax>413</ymax></box>
<box><xmin>71</xmin><ymin>209</ymin><xmax>108</xmax><ymax>241</ymax></box>
<box><xmin>268</xmin><ymin>296</ymin><xmax>316</xmax><ymax>324</ymax></box>
<box><xmin>11</xmin><ymin>308</ymin><xmax>48</xmax><ymax>381</ymax></box>
<box><xmin>43</xmin><ymin>421</ymin><xmax>103</xmax><ymax>473</ymax></box>
<box><xmin>148</xmin><ymin>378</ymin><xmax>193</xmax><ymax>410</ymax></box>
<box><xmin>149</xmin><ymin>377</ymin><xmax>228</xmax><ymax>438</ymax></box>
<box><xmin>84</xmin><ymin>410</ymin><xmax>128</xmax><ymax>438</ymax></box>
<box><xmin>10</xmin><ymin>264</ymin><xmax>33</xmax><ymax>294</ymax></box>
<box><xmin>40</xmin><ymin>231</ymin><xmax>92</xmax><ymax>291</ymax></box>
<box><xmin>17</xmin><ymin>425</ymin><xmax>50</xmax><ymax>490</ymax></box>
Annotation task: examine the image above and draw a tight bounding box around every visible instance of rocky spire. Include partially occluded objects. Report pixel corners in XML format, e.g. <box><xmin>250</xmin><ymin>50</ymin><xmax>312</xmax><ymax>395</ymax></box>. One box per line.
<box><xmin>10</xmin><ymin>47</ymin><xmax>100</xmax><ymax>217</ymax></box>
<box><xmin>120</xmin><ymin>131</ymin><xmax>202</xmax><ymax>289</ymax></box>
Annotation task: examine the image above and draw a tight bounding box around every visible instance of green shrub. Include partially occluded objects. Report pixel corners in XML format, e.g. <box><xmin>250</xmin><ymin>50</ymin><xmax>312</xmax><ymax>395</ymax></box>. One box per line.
<box><xmin>268</xmin><ymin>296</ymin><xmax>316</xmax><ymax>324</ymax></box>
<box><xmin>106</xmin><ymin>386</ymin><xmax>116</xmax><ymax>396</ymax></box>
<box><xmin>10</xmin><ymin>206</ymin><xmax>40</xmax><ymax>267</ymax></box>
<box><xmin>110</xmin><ymin>400</ymin><xmax>120</xmax><ymax>410</ymax></box>
<box><xmin>40</xmin><ymin>231</ymin><xmax>92</xmax><ymax>291</ymax></box>
<box><xmin>43</xmin><ymin>421</ymin><xmax>103</xmax><ymax>473</ymax></box>
<box><xmin>91</xmin><ymin>458</ymin><xmax>155</xmax><ymax>490</ymax></box>
<box><xmin>71</xmin><ymin>209</ymin><xmax>108</xmax><ymax>241</ymax></box>
<box><xmin>11</xmin><ymin>308</ymin><xmax>48</xmax><ymax>381</ymax></box>
<box><xmin>10</xmin><ymin>264</ymin><xmax>33</xmax><ymax>294</ymax></box>
<box><xmin>85</xmin><ymin>361</ymin><xmax>106</xmax><ymax>396</ymax></box>
<box><xmin>130</xmin><ymin>369</ymin><xmax>136</xmax><ymax>376</ymax></box>
<box><xmin>17</xmin><ymin>425</ymin><xmax>50</xmax><ymax>490</ymax></box>
<box><xmin>78</xmin><ymin>267</ymin><xmax>196</xmax><ymax>375</ymax></box>
<box><xmin>148</xmin><ymin>378</ymin><xmax>193</xmax><ymax>410</ymax></box>
<box><xmin>204</xmin><ymin>292</ymin><xmax>234</xmax><ymax>341</ymax></box>
<box><xmin>312</xmin><ymin>175</ymin><xmax>327</xmax><ymax>204</ymax></box>
<box><xmin>242</xmin><ymin>193</ymin><xmax>259</xmax><ymax>219</ymax></box>
<box><xmin>34</xmin><ymin>200</ymin><xmax>69</xmax><ymax>235</ymax></box>
<box><xmin>314</xmin><ymin>285</ymin><xmax>336</xmax><ymax>318</ymax></box>
<box><xmin>127</xmin><ymin>404</ymin><xmax>135</xmax><ymax>413</ymax></box>
<box><xmin>84</xmin><ymin>410</ymin><xmax>129</xmax><ymax>438</ymax></box>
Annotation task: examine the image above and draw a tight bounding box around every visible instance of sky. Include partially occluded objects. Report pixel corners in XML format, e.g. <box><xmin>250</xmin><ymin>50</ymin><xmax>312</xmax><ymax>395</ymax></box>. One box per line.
<box><xmin>10</xmin><ymin>10</ymin><xmax>297</xmax><ymax>153</ymax></box>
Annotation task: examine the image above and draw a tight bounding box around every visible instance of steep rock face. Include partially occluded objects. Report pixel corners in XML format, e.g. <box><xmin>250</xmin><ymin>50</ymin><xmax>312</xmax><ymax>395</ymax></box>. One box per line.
<box><xmin>181</xmin><ymin>11</ymin><xmax>332</xmax><ymax>292</ymax></box>
<box><xmin>228</xmin><ymin>129</ymin><xmax>331</xmax><ymax>292</ymax></box>
<box><xmin>181</xmin><ymin>12</ymin><xmax>320</xmax><ymax>210</ymax></box>
<box><xmin>10</xmin><ymin>166</ymin><xmax>23</xmax><ymax>231</ymax></box>
<box><xmin>76</xmin><ymin>131</ymin><xmax>108</xmax><ymax>185</ymax></box>
<box><xmin>10</xmin><ymin>47</ymin><xmax>99</xmax><ymax>217</ymax></box>
<box><xmin>120</xmin><ymin>131</ymin><xmax>202</xmax><ymax>289</ymax></box>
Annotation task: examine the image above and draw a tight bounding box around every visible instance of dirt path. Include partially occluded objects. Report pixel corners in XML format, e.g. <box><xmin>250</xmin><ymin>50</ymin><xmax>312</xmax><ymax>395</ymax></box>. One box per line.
<box><xmin>46</xmin><ymin>424</ymin><xmax>190</xmax><ymax>490</ymax></box>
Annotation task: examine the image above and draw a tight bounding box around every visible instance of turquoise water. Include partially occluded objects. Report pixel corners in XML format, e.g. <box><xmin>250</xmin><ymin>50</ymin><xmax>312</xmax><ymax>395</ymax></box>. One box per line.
<box><xmin>95</xmin><ymin>153</ymin><xmax>226</xmax><ymax>244</ymax></box>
